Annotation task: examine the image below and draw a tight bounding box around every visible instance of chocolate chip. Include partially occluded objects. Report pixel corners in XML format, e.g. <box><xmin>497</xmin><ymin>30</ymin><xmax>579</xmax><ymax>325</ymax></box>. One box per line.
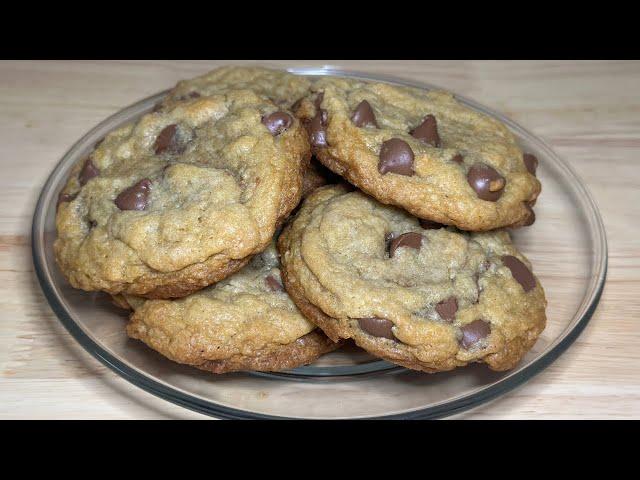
<box><xmin>410</xmin><ymin>114</ymin><xmax>441</xmax><ymax>147</ymax></box>
<box><xmin>451</xmin><ymin>154</ymin><xmax>464</xmax><ymax>164</ymax></box>
<box><xmin>460</xmin><ymin>319</ymin><xmax>491</xmax><ymax>349</ymax></box>
<box><xmin>262</xmin><ymin>111</ymin><xmax>293</xmax><ymax>136</ymax></box>
<box><xmin>356</xmin><ymin>317</ymin><xmax>396</xmax><ymax>340</ymax></box>
<box><xmin>78</xmin><ymin>158</ymin><xmax>100</xmax><ymax>186</ymax></box>
<box><xmin>419</xmin><ymin>218</ymin><xmax>444</xmax><ymax>229</ymax></box>
<box><xmin>523</xmin><ymin>153</ymin><xmax>538</xmax><ymax>175</ymax></box>
<box><xmin>378</xmin><ymin>139</ymin><xmax>415</xmax><ymax>176</ymax></box>
<box><xmin>522</xmin><ymin>203</ymin><xmax>536</xmax><ymax>226</ymax></box>
<box><xmin>351</xmin><ymin>100</ymin><xmax>378</xmax><ymax>128</ymax></box>
<box><xmin>436</xmin><ymin>297</ymin><xmax>458</xmax><ymax>322</ymax></box>
<box><xmin>89</xmin><ymin>220</ymin><xmax>97</xmax><ymax>229</ymax></box>
<box><xmin>115</xmin><ymin>179</ymin><xmax>152</xmax><ymax>211</ymax></box>
<box><xmin>389</xmin><ymin>232</ymin><xmax>423</xmax><ymax>258</ymax></box>
<box><xmin>154</xmin><ymin>124</ymin><xmax>190</xmax><ymax>155</ymax></box>
<box><xmin>265</xmin><ymin>274</ymin><xmax>284</xmax><ymax>292</ymax></box>
<box><xmin>502</xmin><ymin>255</ymin><xmax>536</xmax><ymax>292</ymax></box>
<box><xmin>57</xmin><ymin>192</ymin><xmax>77</xmax><ymax>208</ymax></box>
<box><xmin>467</xmin><ymin>163</ymin><xmax>505</xmax><ymax>201</ymax></box>
<box><xmin>309</xmin><ymin>109</ymin><xmax>328</xmax><ymax>147</ymax></box>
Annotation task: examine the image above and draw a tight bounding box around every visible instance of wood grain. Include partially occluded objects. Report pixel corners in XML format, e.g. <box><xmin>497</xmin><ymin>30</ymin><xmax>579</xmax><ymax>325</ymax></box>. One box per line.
<box><xmin>1</xmin><ymin>60</ymin><xmax>638</xmax><ymax>419</ymax></box>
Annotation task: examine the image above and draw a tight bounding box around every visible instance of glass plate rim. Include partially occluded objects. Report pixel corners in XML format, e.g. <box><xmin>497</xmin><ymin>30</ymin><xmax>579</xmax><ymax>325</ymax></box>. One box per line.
<box><xmin>31</xmin><ymin>67</ymin><xmax>608</xmax><ymax>419</ymax></box>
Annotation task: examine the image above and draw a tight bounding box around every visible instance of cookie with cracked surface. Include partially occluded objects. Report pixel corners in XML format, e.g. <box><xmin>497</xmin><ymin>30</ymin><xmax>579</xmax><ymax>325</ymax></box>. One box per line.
<box><xmin>55</xmin><ymin>89</ymin><xmax>309</xmax><ymax>298</ymax></box>
<box><xmin>278</xmin><ymin>185</ymin><xmax>547</xmax><ymax>373</ymax></box>
<box><xmin>124</xmin><ymin>243</ymin><xmax>339</xmax><ymax>374</ymax></box>
<box><xmin>294</xmin><ymin>77</ymin><xmax>540</xmax><ymax>231</ymax></box>
<box><xmin>160</xmin><ymin>66</ymin><xmax>312</xmax><ymax>110</ymax></box>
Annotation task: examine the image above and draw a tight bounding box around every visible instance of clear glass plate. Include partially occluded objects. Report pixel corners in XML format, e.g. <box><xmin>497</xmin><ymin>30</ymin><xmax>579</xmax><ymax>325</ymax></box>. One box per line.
<box><xmin>31</xmin><ymin>68</ymin><xmax>607</xmax><ymax>419</ymax></box>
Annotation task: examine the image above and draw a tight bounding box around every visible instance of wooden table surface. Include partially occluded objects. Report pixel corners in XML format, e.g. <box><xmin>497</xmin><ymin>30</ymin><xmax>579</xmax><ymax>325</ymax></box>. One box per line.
<box><xmin>1</xmin><ymin>60</ymin><xmax>638</xmax><ymax>419</ymax></box>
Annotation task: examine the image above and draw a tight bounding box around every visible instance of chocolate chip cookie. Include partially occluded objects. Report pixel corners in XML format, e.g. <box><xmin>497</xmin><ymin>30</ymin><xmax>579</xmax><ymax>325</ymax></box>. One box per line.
<box><xmin>55</xmin><ymin>89</ymin><xmax>310</xmax><ymax>298</ymax></box>
<box><xmin>294</xmin><ymin>77</ymin><xmax>541</xmax><ymax>231</ymax></box>
<box><xmin>160</xmin><ymin>66</ymin><xmax>312</xmax><ymax>110</ymax></box>
<box><xmin>278</xmin><ymin>185</ymin><xmax>547</xmax><ymax>372</ymax></box>
<box><xmin>124</xmin><ymin>242</ymin><xmax>339</xmax><ymax>374</ymax></box>
<box><xmin>163</xmin><ymin>66</ymin><xmax>327</xmax><ymax>200</ymax></box>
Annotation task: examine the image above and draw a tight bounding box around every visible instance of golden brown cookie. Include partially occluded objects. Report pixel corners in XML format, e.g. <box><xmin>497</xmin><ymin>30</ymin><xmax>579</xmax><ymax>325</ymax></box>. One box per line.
<box><xmin>55</xmin><ymin>89</ymin><xmax>309</xmax><ymax>298</ymax></box>
<box><xmin>124</xmin><ymin>243</ymin><xmax>339</xmax><ymax>374</ymax></box>
<box><xmin>294</xmin><ymin>77</ymin><xmax>541</xmax><ymax>231</ymax></box>
<box><xmin>160</xmin><ymin>66</ymin><xmax>312</xmax><ymax>110</ymax></box>
<box><xmin>278</xmin><ymin>185</ymin><xmax>547</xmax><ymax>373</ymax></box>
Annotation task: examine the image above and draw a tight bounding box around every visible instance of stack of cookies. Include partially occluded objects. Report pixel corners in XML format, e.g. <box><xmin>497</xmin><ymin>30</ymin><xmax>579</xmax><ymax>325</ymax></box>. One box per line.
<box><xmin>55</xmin><ymin>66</ymin><xmax>547</xmax><ymax>375</ymax></box>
